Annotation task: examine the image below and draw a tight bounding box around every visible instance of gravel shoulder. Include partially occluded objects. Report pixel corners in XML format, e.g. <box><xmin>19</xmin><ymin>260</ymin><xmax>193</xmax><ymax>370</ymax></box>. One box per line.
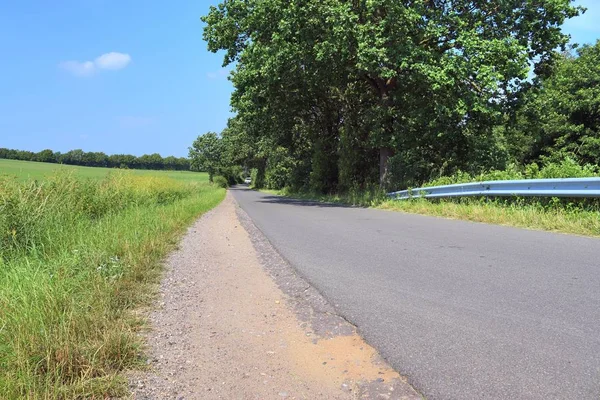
<box><xmin>128</xmin><ymin>192</ymin><xmax>422</xmax><ymax>399</ymax></box>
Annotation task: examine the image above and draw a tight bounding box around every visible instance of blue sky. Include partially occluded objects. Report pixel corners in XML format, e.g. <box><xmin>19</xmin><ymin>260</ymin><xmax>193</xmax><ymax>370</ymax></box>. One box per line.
<box><xmin>1</xmin><ymin>1</ymin><xmax>599</xmax><ymax>158</ymax></box>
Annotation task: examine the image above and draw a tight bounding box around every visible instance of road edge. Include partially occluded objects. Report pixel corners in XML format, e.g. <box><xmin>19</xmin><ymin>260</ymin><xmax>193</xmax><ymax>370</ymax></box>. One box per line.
<box><xmin>233</xmin><ymin>194</ymin><xmax>425</xmax><ymax>399</ymax></box>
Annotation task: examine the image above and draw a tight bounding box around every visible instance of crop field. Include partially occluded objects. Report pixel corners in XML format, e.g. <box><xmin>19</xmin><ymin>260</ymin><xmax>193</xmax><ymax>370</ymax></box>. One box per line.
<box><xmin>0</xmin><ymin>159</ymin><xmax>223</xmax><ymax>398</ymax></box>
<box><xmin>0</xmin><ymin>158</ymin><xmax>209</xmax><ymax>183</ymax></box>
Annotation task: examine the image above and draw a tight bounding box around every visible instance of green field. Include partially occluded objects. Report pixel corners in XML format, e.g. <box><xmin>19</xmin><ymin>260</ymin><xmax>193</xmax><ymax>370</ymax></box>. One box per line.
<box><xmin>0</xmin><ymin>158</ymin><xmax>208</xmax><ymax>182</ymax></box>
<box><xmin>0</xmin><ymin>160</ymin><xmax>223</xmax><ymax>398</ymax></box>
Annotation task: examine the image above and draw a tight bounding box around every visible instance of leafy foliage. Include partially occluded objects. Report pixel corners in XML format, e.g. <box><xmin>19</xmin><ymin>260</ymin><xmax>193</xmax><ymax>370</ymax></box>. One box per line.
<box><xmin>426</xmin><ymin>158</ymin><xmax>599</xmax><ymax>187</ymax></box>
<box><xmin>0</xmin><ymin>147</ymin><xmax>190</xmax><ymax>171</ymax></box>
<box><xmin>212</xmin><ymin>175</ymin><xmax>229</xmax><ymax>188</ymax></box>
<box><xmin>199</xmin><ymin>0</ymin><xmax>584</xmax><ymax>192</ymax></box>
<box><xmin>523</xmin><ymin>42</ymin><xmax>600</xmax><ymax>164</ymax></box>
<box><xmin>189</xmin><ymin>132</ymin><xmax>224</xmax><ymax>182</ymax></box>
<box><xmin>189</xmin><ymin>130</ymin><xmax>247</xmax><ymax>185</ymax></box>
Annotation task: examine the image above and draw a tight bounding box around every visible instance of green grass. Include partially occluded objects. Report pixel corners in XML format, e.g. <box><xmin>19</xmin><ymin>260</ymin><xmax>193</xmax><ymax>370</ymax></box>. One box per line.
<box><xmin>0</xmin><ymin>169</ymin><xmax>224</xmax><ymax>398</ymax></box>
<box><xmin>262</xmin><ymin>187</ymin><xmax>600</xmax><ymax>237</ymax></box>
<box><xmin>0</xmin><ymin>158</ymin><xmax>208</xmax><ymax>183</ymax></box>
<box><xmin>380</xmin><ymin>198</ymin><xmax>600</xmax><ymax>237</ymax></box>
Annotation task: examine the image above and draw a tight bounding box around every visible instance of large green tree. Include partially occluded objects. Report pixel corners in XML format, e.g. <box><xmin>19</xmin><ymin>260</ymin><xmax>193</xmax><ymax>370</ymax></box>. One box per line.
<box><xmin>527</xmin><ymin>41</ymin><xmax>600</xmax><ymax>164</ymax></box>
<box><xmin>189</xmin><ymin>132</ymin><xmax>224</xmax><ymax>181</ymax></box>
<box><xmin>202</xmin><ymin>0</ymin><xmax>581</xmax><ymax>191</ymax></box>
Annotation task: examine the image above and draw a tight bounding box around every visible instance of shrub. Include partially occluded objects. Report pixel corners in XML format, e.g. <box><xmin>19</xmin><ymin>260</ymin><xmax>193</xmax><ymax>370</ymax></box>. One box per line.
<box><xmin>265</xmin><ymin>147</ymin><xmax>295</xmax><ymax>190</ymax></box>
<box><xmin>422</xmin><ymin>158</ymin><xmax>599</xmax><ymax>189</ymax></box>
<box><xmin>266</xmin><ymin>164</ymin><xmax>291</xmax><ymax>190</ymax></box>
<box><xmin>250</xmin><ymin>168</ymin><xmax>265</xmax><ymax>189</ymax></box>
<box><xmin>212</xmin><ymin>175</ymin><xmax>229</xmax><ymax>188</ymax></box>
<box><xmin>220</xmin><ymin>165</ymin><xmax>244</xmax><ymax>185</ymax></box>
<box><xmin>536</xmin><ymin>157</ymin><xmax>599</xmax><ymax>179</ymax></box>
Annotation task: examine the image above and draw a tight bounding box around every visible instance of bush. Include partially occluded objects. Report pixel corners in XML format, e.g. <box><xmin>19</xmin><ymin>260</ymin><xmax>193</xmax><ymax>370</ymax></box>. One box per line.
<box><xmin>265</xmin><ymin>163</ymin><xmax>291</xmax><ymax>190</ymax></box>
<box><xmin>250</xmin><ymin>167</ymin><xmax>265</xmax><ymax>189</ymax></box>
<box><xmin>265</xmin><ymin>147</ymin><xmax>295</xmax><ymax>190</ymax></box>
<box><xmin>309</xmin><ymin>138</ymin><xmax>338</xmax><ymax>193</ymax></box>
<box><xmin>407</xmin><ymin>158</ymin><xmax>600</xmax><ymax>211</ymax></box>
<box><xmin>215</xmin><ymin>165</ymin><xmax>244</xmax><ymax>186</ymax></box>
<box><xmin>422</xmin><ymin>158</ymin><xmax>599</xmax><ymax>189</ymax></box>
<box><xmin>535</xmin><ymin>157</ymin><xmax>599</xmax><ymax>179</ymax></box>
<box><xmin>212</xmin><ymin>175</ymin><xmax>229</xmax><ymax>188</ymax></box>
<box><xmin>387</xmin><ymin>150</ymin><xmax>437</xmax><ymax>191</ymax></box>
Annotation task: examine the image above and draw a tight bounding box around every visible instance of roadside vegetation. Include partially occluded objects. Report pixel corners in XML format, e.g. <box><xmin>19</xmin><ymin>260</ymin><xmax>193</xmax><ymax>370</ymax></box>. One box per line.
<box><xmin>0</xmin><ymin>165</ymin><xmax>224</xmax><ymax>398</ymax></box>
<box><xmin>188</xmin><ymin>132</ymin><xmax>246</xmax><ymax>186</ymax></box>
<box><xmin>188</xmin><ymin>1</ymin><xmax>599</xmax><ymax>234</ymax></box>
<box><xmin>265</xmin><ymin>189</ymin><xmax>600</xmax><ymax>237</ymax></box>
<box><xmin>263</xmin><ymin>158</ymin><xmax>600</xmax><ymax>237</ymax></box>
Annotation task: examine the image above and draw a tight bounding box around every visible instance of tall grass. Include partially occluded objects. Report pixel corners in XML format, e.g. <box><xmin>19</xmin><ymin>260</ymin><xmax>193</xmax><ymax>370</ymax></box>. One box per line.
<box><xmin>382</xmin><ymin>158</ymin><xmax>600</xmax><ymax>236</ymax></box>
<box><xmin>0</xmin><ymin>172</ymin><xmax>224</xmax><ymax>398</ymax></box>
<box><xmin>379</xmin><ymin>197</ymin><xmax>600</xmax><ymax>237</ymax></box>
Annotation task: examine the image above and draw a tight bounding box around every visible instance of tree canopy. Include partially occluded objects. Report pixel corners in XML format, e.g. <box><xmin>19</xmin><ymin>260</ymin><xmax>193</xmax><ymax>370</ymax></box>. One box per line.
<box><xmin>199</xmin><ymin>0</ymin><xmax>582</xmax><ymax>192</ymax></box>
<box><xmin>526</xmin><ymin>42</ymin><xmax>600</xmax><ymax>165</ymax></box>
<box><xmin>0</xmin><ymin>148</ymin><xmax>191</xmax><ymax>171</ymax></box>
<box><xmin>189</xmin><ymin>132</ymin><xmax>224</xmax><ymax>181</ymax></box>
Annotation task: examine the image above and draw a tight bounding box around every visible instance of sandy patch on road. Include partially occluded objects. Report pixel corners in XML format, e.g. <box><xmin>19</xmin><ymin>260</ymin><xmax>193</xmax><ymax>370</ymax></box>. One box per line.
<box><xmin>129</xmin><ymin>192</ymin><xmax>421</xmax><ymax>399</ymax></box>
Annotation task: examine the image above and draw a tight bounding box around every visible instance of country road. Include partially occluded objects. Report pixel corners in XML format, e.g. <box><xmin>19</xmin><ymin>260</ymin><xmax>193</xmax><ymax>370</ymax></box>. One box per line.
<box><xmin>231</xmin><ymin>186</ymin><xmax>600</xmax><ymax>400</ymax></box>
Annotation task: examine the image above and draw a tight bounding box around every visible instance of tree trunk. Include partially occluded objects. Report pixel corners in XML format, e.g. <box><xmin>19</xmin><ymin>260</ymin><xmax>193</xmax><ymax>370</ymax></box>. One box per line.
<box><xmin>379</xmin><ymin>147</ymin><xmax>393</xmax><ymax>189</ymax></box>
<box><xmin>363</xmin><ymin>75</ymin><xmax>396</xmax><ymax>190</ymax></box>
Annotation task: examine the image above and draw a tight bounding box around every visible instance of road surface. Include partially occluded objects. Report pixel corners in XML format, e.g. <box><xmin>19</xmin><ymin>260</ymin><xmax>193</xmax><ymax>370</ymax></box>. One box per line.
<box><xmin>231</xmin><ymin>186</ymin><xmax>600</xmax><ymax>400</ymax></box>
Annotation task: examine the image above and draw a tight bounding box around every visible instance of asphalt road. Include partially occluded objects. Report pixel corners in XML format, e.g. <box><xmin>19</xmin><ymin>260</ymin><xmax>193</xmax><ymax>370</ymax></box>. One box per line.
<box><xmin>231</xmin><ymin>186</ymin><xmax>600</xmax><ymax>400</ymax></box>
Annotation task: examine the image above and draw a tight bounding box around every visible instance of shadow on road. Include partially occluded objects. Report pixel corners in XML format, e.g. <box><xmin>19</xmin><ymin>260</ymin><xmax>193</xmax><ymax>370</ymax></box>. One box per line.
<box><xmin>257</xmin><ymin>196</ymin><xmax>352</xmax><ymax>208</ymax></box>
<box><xmin>229</xmin><ymin>185</ymin><xmax>352</xmax><ymax>209</ymax></box>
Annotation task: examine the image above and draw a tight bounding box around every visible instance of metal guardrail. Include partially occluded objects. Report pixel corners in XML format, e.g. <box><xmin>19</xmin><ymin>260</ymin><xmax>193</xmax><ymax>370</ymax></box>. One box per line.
<box><xmin>387</xmin><ymin>178</ymin><xmax>600</xmax><ymax>200</ymax></box>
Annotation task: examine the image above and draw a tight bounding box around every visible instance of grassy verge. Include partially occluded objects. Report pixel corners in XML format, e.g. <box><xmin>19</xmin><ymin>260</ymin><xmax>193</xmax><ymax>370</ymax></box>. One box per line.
<box><xmin>260</xmin><ymin>188</ymin><xmax>600</xmax><ymax>237</ymax></box>
<box><xmin>0</xmin><ymin>172</ymin><xmax>224</xmax><ymax>398</ymax></box>
<box><xmin>380</xmin><ymin>198</ymin><xmax>600</xmax><ymax>237</ymax></box>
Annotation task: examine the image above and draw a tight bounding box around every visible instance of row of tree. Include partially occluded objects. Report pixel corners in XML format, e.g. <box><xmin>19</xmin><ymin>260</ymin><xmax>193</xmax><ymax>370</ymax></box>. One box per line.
<box><xmin>189</xmin><ymin>132</ymin><xmax>245</xmax><ymax>183</ymax></box>
<box><xmin>191</xmin><ymin>0</ymin><xmax>598</xmax><ymax>193</ymax></box>
<box><xmin>0</xmin><ymin>148</ymin><xmax>191</xmax><ymax>171</ymax></box>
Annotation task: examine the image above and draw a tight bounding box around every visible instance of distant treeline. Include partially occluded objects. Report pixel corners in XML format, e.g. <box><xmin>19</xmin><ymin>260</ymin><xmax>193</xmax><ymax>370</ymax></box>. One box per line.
<box><xmin>0</xmin><ymin>148</ymin><xmax>191</xmax><ymax>171</ymax></box>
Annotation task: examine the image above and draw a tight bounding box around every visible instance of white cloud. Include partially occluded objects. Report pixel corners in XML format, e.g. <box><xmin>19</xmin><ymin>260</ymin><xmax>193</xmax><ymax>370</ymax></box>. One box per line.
<box><xmin>59</xmin><ymin>52</ymin><xmax>132</xmax><ymax>77</ymax></box>
<box><xmin>94</xmin><ymin>52</ymin><xmax>132</xmax><ymax>70</ymax></box>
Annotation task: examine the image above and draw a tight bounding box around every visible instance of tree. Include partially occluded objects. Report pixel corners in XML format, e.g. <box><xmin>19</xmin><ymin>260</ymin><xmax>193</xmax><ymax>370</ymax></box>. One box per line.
<box><xmin>189</xmin><ymin>132</ymin><xmax>224</xmax><ymax>182</ymax></box>
<box><xmin>202</xmin><ymin>0</ymin><xmax>582</xmax><ymax>190</ymax></box>
<box><xmin>138</xmin><ymin>153</ymin><xmax>164</xmax><ymax>170</ymax></box>
<box><xmin>525</xmin><ymin>41</ymin><xmax>600</xmax><ymax>164</ymax></box>
<box><xmin>63</xmin><ymin>149</ymin><xmax>85</xmax><ymax>165</ymax></box>
<box><xmin>0</xmin><ymin>147</ymin><xmax>192</xmax><ymax>172</ymax></box>
<box><xmin>82</xmin><ymin>152</ymin><xmax>108</xmax><ymax>167</ymax></box>
<box><xmin>15</xmin><ymin>150</ymin><xmax>35</xmax><ymax>161</ymax></box>
<box><xmin>34</xmin><ymin>149</ymin><xmax>56</xmax><ymax>163</ymax></box>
